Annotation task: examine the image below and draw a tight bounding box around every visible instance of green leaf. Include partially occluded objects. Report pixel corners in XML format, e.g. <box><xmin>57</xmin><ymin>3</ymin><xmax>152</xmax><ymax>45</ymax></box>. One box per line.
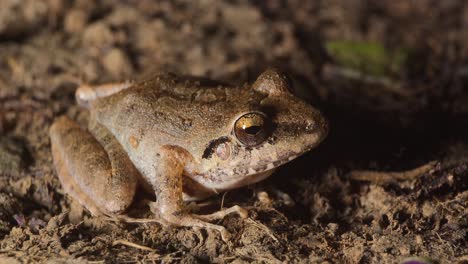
<box><xmin>326</xmin><ymin>40</ymin><xmax>409</xmax><ymax>77</ymax></box>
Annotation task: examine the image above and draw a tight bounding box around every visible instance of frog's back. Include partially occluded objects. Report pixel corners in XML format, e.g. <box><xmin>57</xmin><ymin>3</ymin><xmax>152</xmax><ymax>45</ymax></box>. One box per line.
<box><xmin>89</xmin><ymin>74</ymin><xmax>261</xmax><ymax>148</ymax></box>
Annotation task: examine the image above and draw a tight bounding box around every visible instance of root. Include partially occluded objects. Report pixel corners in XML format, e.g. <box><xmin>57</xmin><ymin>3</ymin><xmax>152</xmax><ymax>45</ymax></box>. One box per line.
<box><xmin>350</xmin><ymin>161</ymin><xmax>437</xmax><ymax>184</ymax></box>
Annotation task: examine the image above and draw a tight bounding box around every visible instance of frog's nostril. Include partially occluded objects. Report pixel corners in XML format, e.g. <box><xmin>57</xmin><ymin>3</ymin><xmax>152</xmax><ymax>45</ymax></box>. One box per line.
<box><xmin>305</xmin><ymin>121</ymin><xmax>316</xmax><ymax>133</ymax></box>
<box><xmin>320</xmin><ymin>117</ymin><xmax>329</xmax><ymax>134</ymax></box>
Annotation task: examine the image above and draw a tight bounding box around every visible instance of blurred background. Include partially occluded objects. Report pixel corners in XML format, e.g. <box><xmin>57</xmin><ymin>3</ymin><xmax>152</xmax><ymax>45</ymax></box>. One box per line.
<box><xmin>0</xmin><ymin>1</ymin><xmax>466</xmax><ymax>263</ymax></box>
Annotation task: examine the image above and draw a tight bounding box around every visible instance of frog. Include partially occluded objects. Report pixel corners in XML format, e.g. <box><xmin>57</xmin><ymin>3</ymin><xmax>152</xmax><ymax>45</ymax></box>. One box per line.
<box><xmin>49</xmin><ymin>69</ymin><xmax>328</xmax><ymax>240</ymax></box>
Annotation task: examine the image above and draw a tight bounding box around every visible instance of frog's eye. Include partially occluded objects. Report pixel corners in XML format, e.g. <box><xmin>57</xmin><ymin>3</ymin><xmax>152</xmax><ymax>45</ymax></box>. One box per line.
<box><xmin>234</xmin><ymin>113</ymin><xmax>268</xmax><ymax>146</ymax></box>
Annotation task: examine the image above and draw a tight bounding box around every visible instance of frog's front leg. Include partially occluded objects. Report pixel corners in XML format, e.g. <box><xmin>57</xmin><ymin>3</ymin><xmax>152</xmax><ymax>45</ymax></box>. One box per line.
<box><xmin>50</xmin><ymin>116</ymin><xmax>138</xmax><ymax>216</ymax></box>
<box><xmin>150</xmin><ymin>146</ymin><xmax>246</xmax><ymax>241</ymax></box>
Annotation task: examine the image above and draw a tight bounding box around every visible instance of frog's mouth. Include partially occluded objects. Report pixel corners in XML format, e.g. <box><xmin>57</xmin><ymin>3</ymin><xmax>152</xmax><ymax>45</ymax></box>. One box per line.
<box><xmin>193</xmin><ymin>151</ymin><xmax>303</xmax><ymax>190</ymax></box>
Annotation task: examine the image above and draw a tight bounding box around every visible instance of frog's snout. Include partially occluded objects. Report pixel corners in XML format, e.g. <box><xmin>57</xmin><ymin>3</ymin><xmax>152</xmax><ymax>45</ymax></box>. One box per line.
<box><xmin>304</xmin><ymin>111</ymin><xmax>328</xmax><ymax>135</ymax></box>
<box><xmin>316</xmin><ymin>113</ymin><xmax>329</xmax><ymax>137</ymax></box>
<box><xmin>300</xmin><ymin>111</ymin><xmax>328</xmax><ymax>152</ymax></box>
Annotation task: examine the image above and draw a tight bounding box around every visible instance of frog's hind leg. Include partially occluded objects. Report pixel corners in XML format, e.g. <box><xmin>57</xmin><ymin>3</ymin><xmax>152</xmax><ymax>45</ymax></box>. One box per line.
<box><xmin>50</xmin><ymin>116</ymin><xmax>138</xmax><ymax>216</ymax></box>
<box><xmin>76</xmin><ymin>81</ymin><xmax>133</xmax><ymax>107</ymax></box>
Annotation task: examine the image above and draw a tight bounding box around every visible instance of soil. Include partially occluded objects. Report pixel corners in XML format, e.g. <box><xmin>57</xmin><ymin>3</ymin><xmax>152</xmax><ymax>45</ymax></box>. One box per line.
<box><xmin>0</xmin><ymin>1</ymin><xmax>467</xmax><ymax>263</ymax></box>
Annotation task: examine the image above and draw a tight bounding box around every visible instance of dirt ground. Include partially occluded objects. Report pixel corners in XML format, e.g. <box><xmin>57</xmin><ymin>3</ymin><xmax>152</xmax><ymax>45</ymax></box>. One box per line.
<box><xmin>0</xmin><ymin>0</ymin><xmax>467</xmax><ymax>263</ymax></box>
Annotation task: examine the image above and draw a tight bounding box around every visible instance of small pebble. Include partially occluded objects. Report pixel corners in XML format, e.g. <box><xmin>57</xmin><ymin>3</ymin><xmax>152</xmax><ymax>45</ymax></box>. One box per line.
<box><xmin>64</xmin><ymin>9</ymin><xmax>88</xmax><ymax>33</ymax></box>
<box><xmin>13</xmin><ymin>214</ymin><xmax>26</xmax><ymax>227</ymax></box>
<box><xmin>102</xmin><ymin>48</ymin><xmax>133</xmax><ymax>77</ymax></box>
<box><xmin>82</xmin><ymin>22</ymin><xmax>114</xmax><ymax>48</ymax></box>
<box><xmin>29</xmin><ymin>217</ymin><xmax>47</xmax><ymax>232</ymax></box>
<box><xmin>256</xmin><ymin>191</ymin><xmax>272</xmax><ymax>207</ymax></box>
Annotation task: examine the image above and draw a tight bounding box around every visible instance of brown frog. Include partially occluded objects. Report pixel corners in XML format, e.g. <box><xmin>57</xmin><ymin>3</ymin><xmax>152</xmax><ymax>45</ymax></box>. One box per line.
<box><xmin>49</xmin><ymin>69</ymin><xmax>328</xmax><ymax>240</ymax></box>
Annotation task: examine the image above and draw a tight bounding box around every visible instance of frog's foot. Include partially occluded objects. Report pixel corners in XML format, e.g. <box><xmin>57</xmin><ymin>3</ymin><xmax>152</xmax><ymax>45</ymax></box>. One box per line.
<box><xmin>164</xmin><ymin>213</ymin><xmax>232</xmax><ymax>241</ymax></box>
<box><xmin>147</xmin><ymin>202</ymin><xmax>235</xmax><ymax>241</ymax></box>
<box><xmin>181</xmin><ymin>205</ymin><xmax>248</xmax><ymax>241</ymax></box>
<box><xmin>194</xmin><ymin>205</ymin><xmax>248</xmax><ymax>221</ymax></box>
<box><xmin>110</xmin><ymin>212</ymin><xmax>230</xmax><ymax>241</ymax></box>
<box><xmin>76</xmin><ymin>81</ymin><xmax>133</xmax><ymax>107</ymax></box>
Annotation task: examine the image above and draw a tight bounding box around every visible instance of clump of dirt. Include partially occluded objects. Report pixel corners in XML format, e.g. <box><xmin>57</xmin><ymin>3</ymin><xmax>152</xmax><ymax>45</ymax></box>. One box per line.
<box><xmin>0</xmin><ymin>0</ymin><xmax>467</xmax><ymax>263</ymax></box>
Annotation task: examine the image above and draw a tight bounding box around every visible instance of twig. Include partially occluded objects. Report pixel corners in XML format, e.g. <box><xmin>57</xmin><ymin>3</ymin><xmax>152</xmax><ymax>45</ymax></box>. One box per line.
<box><xmin>112</xmin><ymin>239</ymin><xmax>158</xmax><ymax>253</ymax></box>
<box><xmin>220</xmin><ymin>191</ymin><xmax>228</xmax><ymax>210</ymax></box>
<box><xmin>107</xmin><ymin>214</ymin><xmax>162</xmax><ymax>224</ymax></box>
<box><xmin>349</xmin><ymin>161</ymin><xmax>437</xmax><ymax>184</ymax></box>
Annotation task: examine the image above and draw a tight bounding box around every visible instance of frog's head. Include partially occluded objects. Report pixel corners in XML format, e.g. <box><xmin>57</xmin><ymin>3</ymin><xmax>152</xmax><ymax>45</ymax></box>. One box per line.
<box><xmin>194</xmin><ymin>69</ymin><xmax>328</xmax><ymax>191</ymax></box>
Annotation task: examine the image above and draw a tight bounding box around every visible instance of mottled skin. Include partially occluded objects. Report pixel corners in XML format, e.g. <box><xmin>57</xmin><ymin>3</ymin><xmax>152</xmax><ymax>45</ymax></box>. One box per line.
<box><xmin>49</xmin><ymin>69</ymin><xmax>328</xmax><ymax>240</ymax></box>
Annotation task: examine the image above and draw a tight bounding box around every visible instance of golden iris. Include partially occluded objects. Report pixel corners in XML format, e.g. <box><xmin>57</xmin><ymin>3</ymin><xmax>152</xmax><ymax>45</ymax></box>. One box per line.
<box><xmin>234</xmin><ymin>113</ymin><xmax>268</xmax><ymax>146</ymax></box>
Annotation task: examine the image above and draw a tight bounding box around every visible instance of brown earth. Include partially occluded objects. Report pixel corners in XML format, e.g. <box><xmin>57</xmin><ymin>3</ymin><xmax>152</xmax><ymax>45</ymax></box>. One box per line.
<box><xmin>0</xmin><ymin>0</ymin><xmax>467</xmax><ymax>263</ymax></box>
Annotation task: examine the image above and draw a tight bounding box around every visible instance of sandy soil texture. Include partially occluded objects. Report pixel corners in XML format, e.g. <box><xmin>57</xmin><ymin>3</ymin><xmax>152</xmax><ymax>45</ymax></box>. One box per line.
<box><xmin>0</xmin><ymin>1</ymin><xmax>466</xmax><ymax>263</ymax></box>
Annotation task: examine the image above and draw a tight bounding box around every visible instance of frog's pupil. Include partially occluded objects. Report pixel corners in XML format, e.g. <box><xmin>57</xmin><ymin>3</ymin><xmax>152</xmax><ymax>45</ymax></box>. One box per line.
<box><xmin>245</xmin><ymin>125</ymin><xmax>262</xmax><ymax>135</ymax></box>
